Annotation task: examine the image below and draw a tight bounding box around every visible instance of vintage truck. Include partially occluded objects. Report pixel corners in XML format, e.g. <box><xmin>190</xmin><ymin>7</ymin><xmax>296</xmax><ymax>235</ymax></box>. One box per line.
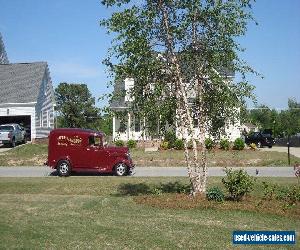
<box><xmin>47</xmin><ymin>128</ymin><xmax>135</xmax><ymax>176</ymax></box>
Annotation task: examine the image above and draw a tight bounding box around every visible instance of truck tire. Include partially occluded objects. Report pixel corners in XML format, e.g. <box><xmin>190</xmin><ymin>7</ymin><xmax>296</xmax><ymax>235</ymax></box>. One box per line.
<box><xmin>57</xmin><ymin>160</ymin><xmax>71</xmax><ymax>177</ymax></box>
<box><xmin>114</xmin><ymin>163</ymin><xmax>128</xmax><ymax>176</ymax></box>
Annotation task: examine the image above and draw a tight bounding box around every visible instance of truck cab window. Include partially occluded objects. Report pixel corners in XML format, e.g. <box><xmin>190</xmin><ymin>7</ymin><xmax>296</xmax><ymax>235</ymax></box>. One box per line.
<box><xmin>89</xmin><ymin>136</ymin><xmax>101</xmax><ymax>147</ymax></box>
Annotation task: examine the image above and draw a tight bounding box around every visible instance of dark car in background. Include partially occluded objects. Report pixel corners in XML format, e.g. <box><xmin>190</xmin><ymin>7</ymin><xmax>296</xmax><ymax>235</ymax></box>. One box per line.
<box><xmin>245</xmin><ymin>132</ymin><xmax>274</xmax><ymax>148</ymax></box>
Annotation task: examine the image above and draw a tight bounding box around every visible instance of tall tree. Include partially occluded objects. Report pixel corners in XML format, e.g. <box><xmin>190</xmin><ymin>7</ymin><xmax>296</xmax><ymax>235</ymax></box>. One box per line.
<box><xmin>101</xmin><ymin>0</ymin><xmax>256</xmax><ymax>195</ymax></box>
<box><xmin>55</xmin><ymin>83</ymin><xmax>100</xmax><ymax>129</ymax></box>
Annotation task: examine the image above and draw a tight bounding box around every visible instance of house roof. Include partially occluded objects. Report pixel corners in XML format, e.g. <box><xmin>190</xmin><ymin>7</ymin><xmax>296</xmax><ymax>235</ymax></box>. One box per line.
<box><xmin>0</xmin><ymin>62</ymin><xmax>47</xmax><ymax>104</ymax></box>
<box><xmin>0</xmin><ymin>33</ymin><xmax>9</xmax><ymax>64</ymax></box>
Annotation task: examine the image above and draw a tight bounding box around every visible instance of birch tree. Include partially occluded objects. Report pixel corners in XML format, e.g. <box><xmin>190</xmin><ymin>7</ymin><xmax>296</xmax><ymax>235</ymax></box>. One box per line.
<box><xmin>101</xmin><ymin>0</ymin><xmax>256</xmax><ymax>195</ymax></box>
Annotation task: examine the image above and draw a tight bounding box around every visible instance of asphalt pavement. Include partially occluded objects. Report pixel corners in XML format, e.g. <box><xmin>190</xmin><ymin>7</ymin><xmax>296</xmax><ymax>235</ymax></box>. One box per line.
<box><xmin>0</xmin><ymin>166</ymin><xmax>296</xmax><ymax>177</ymax></box>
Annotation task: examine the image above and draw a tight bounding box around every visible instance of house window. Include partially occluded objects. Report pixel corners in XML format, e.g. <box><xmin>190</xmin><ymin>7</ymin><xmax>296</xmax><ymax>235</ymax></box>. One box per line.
<box><xmin>118</xmin><ymin>118</ymin><xmax>127</xmax><ymax>133</ymax></box>
<box><xmin>40</xmin><ymin>111</ymin><xmax>43</xmax><ymax>127</ymax></box>
<box><xmin>6</xmin><ymin>109</ymin><xmax>9</xmax><ymax>115</ymax></box>
<box><xmin>47</xmin><ymin>111</ymin><xmax>50</xmax><ymax>127</ymax></box>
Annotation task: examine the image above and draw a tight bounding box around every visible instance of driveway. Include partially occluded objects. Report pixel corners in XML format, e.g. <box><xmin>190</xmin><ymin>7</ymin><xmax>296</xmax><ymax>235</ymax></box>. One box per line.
<box><xmin>261</xmin><ymin>146</ymin><xmax>300</xmax><ymax>158</ymax></box>
<box><xmin>0</xmin><ymin>166</ymin><xmax>296</xmax><ymax>177</ymax></box>
<box><xmin>0</xmin><ymin>145</ymin><xmax>12</xmax><ymax>154</ymax></box>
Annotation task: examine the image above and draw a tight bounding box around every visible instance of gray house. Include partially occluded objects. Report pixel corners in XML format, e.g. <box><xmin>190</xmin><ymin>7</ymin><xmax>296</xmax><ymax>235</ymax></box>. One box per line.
<box><xmin>0</xmin><ymin>34</ymin><xmax>55</xmax><ymax>141</ymax></box>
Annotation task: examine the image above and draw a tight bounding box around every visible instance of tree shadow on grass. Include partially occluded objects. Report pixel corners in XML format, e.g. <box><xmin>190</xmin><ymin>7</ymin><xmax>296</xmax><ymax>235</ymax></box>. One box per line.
<box><xmin>117</xmin><ymin>181</ymin><xmax>190</xmax><ymax>196</ymax></box>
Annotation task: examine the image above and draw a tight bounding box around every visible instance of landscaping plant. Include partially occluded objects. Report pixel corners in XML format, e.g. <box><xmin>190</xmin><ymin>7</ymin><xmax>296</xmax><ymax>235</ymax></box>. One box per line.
<box><xmin>233</xmin><ymin>138</ymin><xmax>245</xmax><ymax>150</ymax></box>
<box><xmin>222</xmin><ymin>168</ymin><xmax>255</xmax><ymax>201</ymax></box>
<box><xmin>219</xmin><ymin>139</ymin><xmax>230</xmax><ymax>150</ymax></box>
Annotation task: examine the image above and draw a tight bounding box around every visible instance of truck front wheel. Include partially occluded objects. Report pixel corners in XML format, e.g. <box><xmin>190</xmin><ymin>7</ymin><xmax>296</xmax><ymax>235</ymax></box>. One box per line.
<box><xmin>57</xmin><ymin>160</ymin><xmax>71</xmax><ymax>177</ymax></box>
<box><xmin>114</xmin><ymin>163</ymin><xmax>128</xmax><ymax>176</ymax></box>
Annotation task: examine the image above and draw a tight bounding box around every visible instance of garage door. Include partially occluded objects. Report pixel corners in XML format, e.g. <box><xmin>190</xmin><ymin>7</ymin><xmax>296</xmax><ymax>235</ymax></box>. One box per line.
<box><xmin>0</xmin><ymin>115</ymin><xmax>31</xmax><ymax>141</ymax></box>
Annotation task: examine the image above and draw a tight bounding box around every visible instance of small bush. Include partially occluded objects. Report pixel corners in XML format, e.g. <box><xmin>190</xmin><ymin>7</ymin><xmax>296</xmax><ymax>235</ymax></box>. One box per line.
<box><xmin>276</xmin><ymin>185</ymin><xmax>300</xmax><ymax>205</ymax></box>
<box><xmin>115</xmin><ymin>140</ymin><xmax>125</xmax><ymax>147</ymax></box>
<box><xmin>262</xmin><ymin>181</ymin><xmax>278</xmax><ymax>200</ymax></box>
<box><xmin>222</xmin><ymin>168</ymin><xmax>255</xmax><ymax>201</ymax></box>
<box><xmin>219</xmin><ymin>139</ymin><xmax>230</xmax><ymax>150</ymax></box>
<box><xmin>206</xmin><ymin>186</ymin><xmax>225</xmax><ymax>202</ymax></box>
<box><xmin>164</xmin><ymin>130</ymin><xmax>176</xmax><ymax>149</ymax></box>
<box><xmin>127</xmin><ymin>139</ymin><xmax>137</xmax><ymax>149</ymax></box>
<box><xmin>205</xmin><ymin>138</ymin><xmax>214</xmax><ymax>150</ymax></box>
<box><xmin>174</xmin><ymin>139</ymin><xmax>184</xmax><ymax>150</ymax></box>
<box><xmin>160</xmin><ymin>141</ymin><xmax>169</xmax><ymax>150</ymax></box>
<box><xmin>233</xmin><ymin>138</ymin><xmax>245</xmax><ymax>150</ymax></box>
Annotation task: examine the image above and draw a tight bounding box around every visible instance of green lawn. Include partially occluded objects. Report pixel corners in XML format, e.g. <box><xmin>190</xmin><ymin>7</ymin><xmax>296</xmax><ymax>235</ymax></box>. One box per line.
<box><xmin>0</xmin><ymin>143</ymin><xmax>299</xmax><ymax>167</ymax></box>
<box><xmin>0</xmin><ymin>177</ymin><xmax>299</xmax><ymax>249</ymax></box>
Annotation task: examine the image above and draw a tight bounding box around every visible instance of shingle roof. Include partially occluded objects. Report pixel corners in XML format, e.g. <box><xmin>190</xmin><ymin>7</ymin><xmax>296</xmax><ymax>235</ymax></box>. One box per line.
<box><xmin>0</xmin><ymin>62</ymin><xmax>47</xmax><ymax>103</ymax></box>
<box><xmin>0</xmin><ymin>33</ymin><xmax>9</xmax><ymax>64</ymax></box>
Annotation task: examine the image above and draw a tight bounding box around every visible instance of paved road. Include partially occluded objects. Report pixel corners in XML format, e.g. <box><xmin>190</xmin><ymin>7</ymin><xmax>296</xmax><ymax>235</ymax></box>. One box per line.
<box><xmin>0</xmin><ymin>166</ymin><xmax>296</xmax><ymax>177</ymax></box>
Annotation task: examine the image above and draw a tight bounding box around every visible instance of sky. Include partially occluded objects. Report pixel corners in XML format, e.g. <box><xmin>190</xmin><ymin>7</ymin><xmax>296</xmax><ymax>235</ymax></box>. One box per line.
<box><xmin>0</xmin><ymin>0</ymin><xmax>299</xmax><ymax>110</ymax></box>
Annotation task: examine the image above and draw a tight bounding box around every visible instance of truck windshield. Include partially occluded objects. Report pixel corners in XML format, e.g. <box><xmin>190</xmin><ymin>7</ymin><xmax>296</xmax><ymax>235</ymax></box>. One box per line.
<box><xmin>0</xmin><ymin>126</ymin><xmax>14</xmax><ymax>131</ymax></box>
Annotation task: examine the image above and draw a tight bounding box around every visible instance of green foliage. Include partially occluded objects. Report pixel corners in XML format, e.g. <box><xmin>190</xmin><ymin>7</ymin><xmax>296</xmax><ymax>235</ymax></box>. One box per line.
<box><xmin>55</xmin><ymin>83</ymin><xmax>100</xmax><ymax>129</ymax></box>
<box><xmin>160</xmin><ymin>141</ymin><xmax>169</xmax><ymax>150</ymax></box>
<box><xmin>262</xmin><ymin>181</ymin><xmax>278</xmax><ymax>200</ymax></box>
<box><xmin>244</xmin><ymin>99</ymin><xmax>300</xmax><ymax>137</ymax></box>
<box><xmin>174</xmin><ymin>139</ymin><xmax>184</xmax><ymax>150</ymax></box>
<box><xmin>101</xmin><ymin>0</ymin><xmax>257</xmax><ymax>141</ymax></box>
<box><xmin>115</xmin><ymin>140</ymin><xmax>125</xmax><ymax>147</ymax></box>
<box><xmin>127</xmin><ymin>139</ymin><xmax>137</xmax><ymax>149</ymax></box>
<box><xmin>205</xmin><ymin>138</ymin><xmax>214</xmax><ymax>150</ymax></box>
<box><xmin>262</xmin><ymin>182</ymin><xmax>300</xmax><ymax>207</ymax></box>
<box><xmin>222</xmin><ymin>168</ymin><xmax>255</xmax><ymax>201</ymax></box>
<box><xmin>119</xmin><ymin>181</ymin><xmax>190</xmax><ymax>196</ymax></box>
<box><xmin>164</xmin><ymin>130</ymin><xmax>177</xmax><ymax>149</ymax></box>
<box><xmin>206</xmin><ymin>186</ymin><xmax>225</xmax><ymax>202</ymax></box>
<box><xmin>219</xmin><ymin>139</ymin><xmax>230</xmax><ymax>150</ymax></box>
<box><xmin>233</xmin><ymin>138</ymin><xmax>245</xmax><ymax>150</ymax></box>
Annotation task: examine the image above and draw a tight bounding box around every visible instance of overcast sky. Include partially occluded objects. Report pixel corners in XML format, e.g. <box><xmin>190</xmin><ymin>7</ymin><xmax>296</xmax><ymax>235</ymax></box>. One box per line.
<box><xmin>1</xmin><ymin>0</ymin><xmax>299</xmax><ymax>109</ymax></box>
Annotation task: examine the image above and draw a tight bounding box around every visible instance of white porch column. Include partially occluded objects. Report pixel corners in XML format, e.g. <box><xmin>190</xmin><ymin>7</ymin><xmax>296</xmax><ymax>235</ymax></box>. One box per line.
<box><xmin>112</xmin><ymin>115</ymin><xmax>116</xmax><ymax>141</ymax></box>
<box><xmin>127</xmin><ymin>112</ymin><xmax>131</xmax><ymax>140</ymax></box>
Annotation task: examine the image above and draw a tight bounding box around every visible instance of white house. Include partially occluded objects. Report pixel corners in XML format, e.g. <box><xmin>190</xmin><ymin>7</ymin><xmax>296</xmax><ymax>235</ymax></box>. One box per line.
<box><xmin>110</xmin><ymin>76</ymin><xmax>242</xmax><ymax>142</ymax></box>
<box><xmin>0</xmin><ymin>34</ymin><xmax>55</xmax><ymax>141</ymax></box>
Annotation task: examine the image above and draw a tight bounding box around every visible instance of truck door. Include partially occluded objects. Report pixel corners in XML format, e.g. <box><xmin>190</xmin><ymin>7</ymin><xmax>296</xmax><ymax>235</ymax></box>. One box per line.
<box><xmin>86</xmin><ymin>135</ymin><xmax>108</xmax><ymax>170</ymax></box>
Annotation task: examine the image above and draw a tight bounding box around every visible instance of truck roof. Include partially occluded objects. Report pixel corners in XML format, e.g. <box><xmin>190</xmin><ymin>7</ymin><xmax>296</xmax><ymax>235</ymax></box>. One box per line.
<box><xmin>50</xmin><ymin>128</ymin><xmax>105</xmax><ymax>136</ymax></box>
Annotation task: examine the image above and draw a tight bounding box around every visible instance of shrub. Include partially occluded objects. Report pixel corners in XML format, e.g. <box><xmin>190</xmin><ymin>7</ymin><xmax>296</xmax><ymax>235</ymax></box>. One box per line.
<box><xmin>205</xmin><ymin>138</ymin><xmax>214</xmax><ymax>150</ymax></box>
<box><xmin>164</xmin><ymin>130</ymin><xmax>176</xmax><ymax>149</ymax></box>
<box><xmin>222</xmin><ymin>168</ymin><xmax>255</xmax><ymax>201</ymax></box>
<box><xmin>276</xmin><ymin>185</ymin><xmax>300</xmax><ymax>205</ymax></box>
<box><xmin>174</xmin><ymin>139</ymin><xmax>184</xmax><ymax>150</ymax></box>
<box><xmin>115</xmin><ymin>140</ymin><xmax>124</xmax><ymax>147</ymax></box>
<box><xmin>206</xmin><ymin>186</ymin><xmax>225</xmax><ymax>202</ymax></box>
<box><xmin>160</xmin><ymin>141</ymin><xmax>169</xmax><ymax>150</ymax></box>
<box><xmin>219</xmin><ymin>139</ymin><xmax>230</xmax><ymax>150</ymax></box>
<box><xmin>262</xmin><ymin>181</ymin><xmax>278</xmax><ymax>200</ymax></box>
<box><xmin>127</xmin><ymin>139</ymin><xmax>137</xmax><ymax>149</ymax></box>
<box><xmin>233</xmin><ymin>138</ymin><xmax>245</xmax><ymax>150</ymax></box>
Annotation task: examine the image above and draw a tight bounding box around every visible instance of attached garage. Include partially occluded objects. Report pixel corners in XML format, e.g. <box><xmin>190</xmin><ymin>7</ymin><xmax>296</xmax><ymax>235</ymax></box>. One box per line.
<box><xmin>0</xmin><ymin>115</ymin><xmax>31</xmax><ymax>140</ymax></box>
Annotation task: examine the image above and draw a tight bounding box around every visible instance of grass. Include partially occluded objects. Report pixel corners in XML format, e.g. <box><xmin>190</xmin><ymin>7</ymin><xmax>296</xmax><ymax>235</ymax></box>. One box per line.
<box><xmin>0</xmin><ymin>143</ymin><xmax>299</xmax><ymax>167</ymax></box>
<box><xmin>0</xmin><ymin>144</ymin><xmax>48</xmax><ymax>166</ymax></box>
<box><xmin>131</xmin><ymin>148</ymin><xmax>300</xmax><ymax>167</ymax></box>
<box><xmin>0</xmin><ymin>177</ymin><xmax>299</xmax><ymax>249</ymax></box>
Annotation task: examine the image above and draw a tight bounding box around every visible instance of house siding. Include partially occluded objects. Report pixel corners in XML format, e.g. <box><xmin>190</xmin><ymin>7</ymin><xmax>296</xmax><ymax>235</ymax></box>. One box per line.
<box><xmin>35</xmin><ymin>67</ymin><xmax>55</xmax><ymax>138</ymax></box>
